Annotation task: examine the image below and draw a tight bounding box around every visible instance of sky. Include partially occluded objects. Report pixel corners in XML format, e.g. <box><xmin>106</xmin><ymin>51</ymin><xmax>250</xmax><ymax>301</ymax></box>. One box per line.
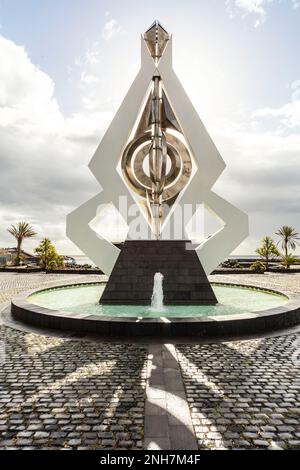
<box><xmin>0</xmin><ymin>0</ymin><xmax>300</xmax><ymax>256</ymax></box>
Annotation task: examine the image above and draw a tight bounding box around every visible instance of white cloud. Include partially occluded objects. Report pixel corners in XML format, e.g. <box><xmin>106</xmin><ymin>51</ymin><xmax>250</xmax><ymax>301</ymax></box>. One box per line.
<box><xmin>0</xmin><ymin>34</ymin><xmax>112</xmax><ymax>254</ymax></box>
<box><xmin>85</xmin><ymin>47</ymin><xmax>100</xmax><ymax>65</ymax></box>
<box><xmin>291</xmin><ymin>80</ymin><xmax>300</xmax><ymax>100</ymax></box>
<box><xmin>0</xmin><ymin>35</ymin><xmax>63</xmax><ymax>133</ymax></box>
<box><xmin>102</xmin><ymin>19</ymin><xmax>121</xmax><ymax>42</ymax></box>
<box><xmin>253</xmin><ymin>100</ymin><xmax>300</xmax><ymax>128</ymax></box>
<box><xmin>80</xmin><ymin>72</ymin><xmax>99</xmax><ymax>87</ymax></box>
<box><xmin>74</xmin><ymin>23</ymin><xmax>135</xmax><ymax>115</ymax></box>
<box><xmin>211</xmin><ymin>116</ymin><xmax>300</xmax><ymax>253</ymax></box>
<box><xmin>253</xmin><ymin>82</ymin><xmax>300</xmax><ymax>128</ymax></box>
<box><xmin>226</xmin><ymin>0</ymin><xmax>299</xmax><ymax>27</ymax></box>
<box><xmin>237</xmin><ymin>0</ymin><xmax>269</xmax><ymax>15</ymax></box>
<box><xmin>75</xmin><ymin>44</ymin><xmax>100</xmax><ymax>67</ymax></box>
<box><xmin>226</xmin><ymin>0</ymin><xmax>273</xmax><ymax>26</ymax></box>
<box><xmin>0</xmin><ymin>35</ymin><xmax>108</xmax><ymax>138</ymax></box>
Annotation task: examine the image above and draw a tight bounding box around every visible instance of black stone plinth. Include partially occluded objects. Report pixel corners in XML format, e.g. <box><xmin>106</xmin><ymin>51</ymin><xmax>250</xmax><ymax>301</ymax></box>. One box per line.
<box><xmin>100</xmin><ymin>240</ymin><xmax>217</xmax><ymax>305</ymax></box>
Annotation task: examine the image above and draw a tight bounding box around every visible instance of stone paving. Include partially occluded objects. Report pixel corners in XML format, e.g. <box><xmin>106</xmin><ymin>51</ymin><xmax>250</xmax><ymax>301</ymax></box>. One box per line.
<box><xmin>177</xmin><ymin>336</ymin><xmax>300</xmax><ymax>450</ymax></box>
<box><xmin>0</xmin><ymin>272</ymin><xmax>104</xmax><ymax>304</ymax></box>
<box><xmin>0</xmin><ymin>326</ymin><xmax>147</xmax><ymax>450</ymax></box>
<box><xmin>178</xmin><ymin>272</ymin><xmax>300</xmax><ymax>450</ymax></box>
<box><xmin>144</xmin><ymin>344</ymin><xmax>197</xmax><ymax>451</ymax></box>
<box><xmin>0</xmin><ymin>273</ymin><xmax>146</xmax><ymax>450</ymax></box>
<box><xmin>210</xmin><ymin>272</ymin><xmax>300</xmax><ymax>294</ymax></box>
<box><xmin>0</xmin><ymin>272</ymin><xmax>300</xmax><ymax>450</ymax></box>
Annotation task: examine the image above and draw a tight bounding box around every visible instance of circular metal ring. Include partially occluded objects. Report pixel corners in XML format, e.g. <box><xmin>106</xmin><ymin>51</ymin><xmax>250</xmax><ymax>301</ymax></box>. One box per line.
<box><xmin>121</xmin><ymin>131</ymin><xmax>192</xmax><ymax>203</ymax></box>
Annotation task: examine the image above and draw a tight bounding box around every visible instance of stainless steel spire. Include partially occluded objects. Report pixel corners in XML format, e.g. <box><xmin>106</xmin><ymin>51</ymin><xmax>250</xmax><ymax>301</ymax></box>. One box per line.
<box><xmin>144</xmin><ymin>20</ymin><xmax>170</xmax><ymax>64</ymax></box>
<box><xmin>121</xmin><ymin>21</ymin><xmax>192</xmax><ymax>240</ymax></box>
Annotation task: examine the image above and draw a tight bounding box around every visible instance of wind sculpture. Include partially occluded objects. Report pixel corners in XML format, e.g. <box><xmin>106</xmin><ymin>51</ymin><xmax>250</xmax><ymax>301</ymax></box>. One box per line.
<box><xmin>67</xmin><ymin>21</ymin><xmax>249</xmax><ymax>305</ymax></box>
<box><xmin>121</xmin><ymin>24</ymin><xmax>192</xmax><ymax>241</ymax></box>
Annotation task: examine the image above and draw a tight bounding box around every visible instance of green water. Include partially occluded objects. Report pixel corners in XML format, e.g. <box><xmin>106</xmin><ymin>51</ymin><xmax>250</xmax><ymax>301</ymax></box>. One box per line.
<box><xmin>28</xmin><ymin>283</ymin><xmax>288</xmax><ymax>318</ymax></box>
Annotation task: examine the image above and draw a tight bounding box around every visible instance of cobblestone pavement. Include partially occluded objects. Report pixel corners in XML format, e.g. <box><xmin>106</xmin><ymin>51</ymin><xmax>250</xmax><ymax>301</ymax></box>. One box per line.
<box><xmin>210</xmin><ymin>272</ymin><xmax>300</xmax><ymax>294</ymax></box>
<box><xmin>0</xmin><ymin>273</ymin><xmax>146</xmax><ymax>450</ymax></box>
<box><xmin>177</xmin><ymin>336</ymin><xmax>300</xmax><ymax>450</ymax></box>
<box><xmin>1</xmin><ymin>272</ymin><xmax>300</xmax><ymax>450</ymax></box>
<box><xmin>0</xmin><ymin>272</ymin><xmax>104</xmax><ymax>304</ymax></box>
<box><xmin>178</xmin><ymin>272</ymin><xmax>300</xmax><ymax>450</ymax></box>
<box><xmin>0</xmin><ymin>327</ymin><xmax>147</xmax><ymax>450</ymax></box>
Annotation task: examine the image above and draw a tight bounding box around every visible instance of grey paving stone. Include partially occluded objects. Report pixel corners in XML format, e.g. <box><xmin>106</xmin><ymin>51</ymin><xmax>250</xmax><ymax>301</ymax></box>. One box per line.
<box><xmin>144</xmin><ymin>415</ymin><xmax>169</xmax><ymax>438</ymax></box>
<box><xmin>145</xmin><ymin>399</ymin><xmax>167</xmax><ymax>416</ymax></box>
<box><xmin>169</xmin><ymin>425</ymin><xmax>198</xmax><ymax>450</ymax></box>
<box><xmin>253</xmin><ymin>440</ymin><xmax>269</xmax><ymax>447</ymax></box>
<box><xmin>144</xmin><ymin>437</ymin><xmax>171</xmax><ymax>450</ymax></box>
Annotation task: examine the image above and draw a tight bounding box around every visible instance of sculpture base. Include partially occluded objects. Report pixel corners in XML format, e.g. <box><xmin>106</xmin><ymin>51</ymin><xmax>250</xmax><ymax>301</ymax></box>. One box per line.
<box><xmin>100</xmin><ymin>240</ymin><xmax>217</xmax><ymax>305</ymax></box>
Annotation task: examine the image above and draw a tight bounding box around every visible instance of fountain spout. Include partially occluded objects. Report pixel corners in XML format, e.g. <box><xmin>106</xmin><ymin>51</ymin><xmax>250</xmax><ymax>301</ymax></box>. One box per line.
<box><xmin>150</xmin><ymin>272</ymin><xmax>165</xmax><ymax>312</ymax></box>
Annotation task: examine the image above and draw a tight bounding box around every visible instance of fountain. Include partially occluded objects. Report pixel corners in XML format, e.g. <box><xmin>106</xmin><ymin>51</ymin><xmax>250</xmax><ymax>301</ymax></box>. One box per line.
<box><xmin>8</xmin><ymin>22</ymin><xmax>300</xmax><ymax>339</ymax></box>
<box><xmin>150</xmin><ymin>273</ymin><xmax>165</xmax><ymax>313</ymax></box>
<box><xmin>10</xmin><ymin>279</ymin><xmax>300</xmax><ymax>338</ymax></box>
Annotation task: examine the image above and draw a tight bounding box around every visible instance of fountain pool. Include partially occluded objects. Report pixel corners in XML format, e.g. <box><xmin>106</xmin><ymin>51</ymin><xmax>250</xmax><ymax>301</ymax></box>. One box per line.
<box><xmin>10</xmin><ymin>281</ymin><xmax>300</xmax><ymax>339</ymax></box>
<box><xmin>27</xmin><ymin>282</ymin><xmax>287</xmax><ymax>318</ymax></box>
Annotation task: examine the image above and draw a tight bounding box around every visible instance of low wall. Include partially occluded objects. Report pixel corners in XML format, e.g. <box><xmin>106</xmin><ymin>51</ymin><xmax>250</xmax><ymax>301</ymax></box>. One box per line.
<box><xmin>0</xmin><ymin>267</ymin><xmax>42</xmax><ymax>273</ymax></box>
<box><xmin>212</xmin><ymin>269</ymin><xmax>257</xmax><ymax>275</ymax></box>
<box><xmin>0</xmin><ymin>267</ymin><xmax>103</xmax><ymax>275</ymax></box>
<box><xmin>45</xmin><ymin>269</ymin><xmax>103</xmax><ymax>275</ymax></box>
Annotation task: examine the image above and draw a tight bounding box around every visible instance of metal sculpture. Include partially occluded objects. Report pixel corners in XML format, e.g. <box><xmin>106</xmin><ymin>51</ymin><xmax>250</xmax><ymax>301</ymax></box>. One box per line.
<box><xmin>67</xmin><ymin>21</ymin><xmax>249</xmax><ymax>277</ymax></box>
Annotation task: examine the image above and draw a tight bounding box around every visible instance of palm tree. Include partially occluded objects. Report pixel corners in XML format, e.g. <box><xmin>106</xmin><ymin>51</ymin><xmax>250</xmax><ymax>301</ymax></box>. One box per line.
<box><xmin>276</xmin><ymin>226</ymin><xmax>300</xmax><ymax>258</ymax></box>
<box><xmin>256</xmin><ymin>236</ymin><xmax>281</xmax><ymax>270</ymax></box>
<box><xmin>7</xmin><ymin>222</ymin><xmax>37</xmax><ymax>265</ymax></box>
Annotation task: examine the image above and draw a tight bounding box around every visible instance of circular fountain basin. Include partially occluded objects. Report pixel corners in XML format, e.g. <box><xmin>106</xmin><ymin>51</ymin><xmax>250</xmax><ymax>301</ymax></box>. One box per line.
<box><xmin>10</xmin><ymin>282</ymin><xmax>300</xmax><ymax>338</ymax></box>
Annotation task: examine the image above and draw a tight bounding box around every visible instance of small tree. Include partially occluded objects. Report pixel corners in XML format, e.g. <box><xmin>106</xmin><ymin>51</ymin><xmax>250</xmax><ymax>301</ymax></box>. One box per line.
<box><xmin>256</xmin><ymin>236</ymin><xmax>281</xmax><ymax>270</ymax></box>
<box><xmin>7</xmin><ymin>222</ymin><xmax>37</xmax><ymax>266</ymax></box>
<box><xmin>35</xmin><ymin>238</ymin><xmax>65</xmax><ymax>271</ymax></box>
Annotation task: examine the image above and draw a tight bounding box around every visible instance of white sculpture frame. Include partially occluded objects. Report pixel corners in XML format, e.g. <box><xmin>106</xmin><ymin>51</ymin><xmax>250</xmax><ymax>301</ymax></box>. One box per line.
<box><xmin>67</xmin><ymin>34</ymin><xmax>249</xmax><ymax>276</ymax></box>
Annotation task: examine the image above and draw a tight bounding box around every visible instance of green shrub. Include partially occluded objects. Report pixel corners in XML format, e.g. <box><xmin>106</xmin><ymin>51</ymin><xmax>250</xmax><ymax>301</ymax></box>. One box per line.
<box><xmin>221</xmin><ymin>259</ymin><xmax>241</xmax><ymax>269</ymax></box>
<box><xmin>250</xmin><ymin>260</ymin><xmax>266</xmax><ymax>273</ymax></box>
<box><xmin>281</xmin><ymin>254</ymin><xmax>297</xmax><ymax>270</ymax></box>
